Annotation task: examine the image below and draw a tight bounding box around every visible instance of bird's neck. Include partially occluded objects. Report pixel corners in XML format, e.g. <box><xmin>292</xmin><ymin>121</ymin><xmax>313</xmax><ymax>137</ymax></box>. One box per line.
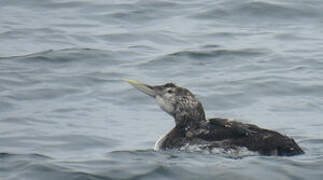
<box><xmin>172</xmin><ymin>100</ymin><xmax>207</xmax><ymax>132</ymax></box>
<box><xmin>174</xmin><ymin>111</ymin><xmax>206</xmax><ymax>131</ymax></box>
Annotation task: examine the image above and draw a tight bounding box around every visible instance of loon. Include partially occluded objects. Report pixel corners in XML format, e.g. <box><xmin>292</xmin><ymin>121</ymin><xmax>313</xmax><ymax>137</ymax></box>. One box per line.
<box><xmin>125</xmin><ymin>79</ymin><xmax>304</xmax><ymax>156</ymax></box>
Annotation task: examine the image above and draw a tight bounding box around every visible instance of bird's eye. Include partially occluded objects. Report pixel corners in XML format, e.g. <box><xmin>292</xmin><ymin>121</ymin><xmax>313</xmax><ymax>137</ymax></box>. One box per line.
<box><xmin>167</xmin><ymin>89</ymin><xmax>174</xmax><ymax>94</ymax></box>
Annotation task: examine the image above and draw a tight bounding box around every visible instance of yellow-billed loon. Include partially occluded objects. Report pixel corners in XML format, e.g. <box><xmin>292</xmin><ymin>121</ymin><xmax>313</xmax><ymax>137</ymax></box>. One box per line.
<box><xmin>125</xmin><ymin>79</ymin><xmax>304</xmax><ymax>156</ymax></box>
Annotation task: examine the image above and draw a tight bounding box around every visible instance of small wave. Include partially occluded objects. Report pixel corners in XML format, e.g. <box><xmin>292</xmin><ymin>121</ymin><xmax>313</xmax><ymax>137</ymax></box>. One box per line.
<box><xmin>90</xmin><ymin>1</ymin><xmax>181</xmax><ymax>25</ymax></box>
<box><xmin>193</xmin><ymin>1</ymin><xmax>322</xmax><ymax>24</ymax></box>
<box><xmin>235</xmin><ymin>1</ymin><xmax>319</xmax><ymax>19</ymax></box>
<box><xmin>139</xmin><ymin>48</ymin><xmax>266</xmax><ymax>68</ymax></box>
<box><xmin>0</xmin><ymin>152</ymin><xmax>51</xmax><ymax>160</ymax></box>
<box><xmin>13</xmin><ymin>163</ymin><xmax>112</xmax><ymax>180</ymax></box>
<box><xmin>0</xmin><ymin>48</ymin><xmax>131</xmax><ymax>65</ymax></box>
<box><xmin>300</xmin><ymin>138</ymin><xmax>323</xmax><ymax>144</ymax></box>
<box><xmin>170</xmin><ymin>49</ymin><xmax>265</xmax><ymax>58</ymax></box>
<box><xmin>5</xmin><ymin>87</ymin><xmax>81</xmax><ymax>101</ymax></box>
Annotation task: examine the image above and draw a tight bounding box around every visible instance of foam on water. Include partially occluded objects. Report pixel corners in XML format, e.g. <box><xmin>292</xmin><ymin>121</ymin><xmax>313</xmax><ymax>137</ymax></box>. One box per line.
<box><xmin>178</xmin><ymin>143</ymin><xmax>259</xmax><ymax>158</ymax></box>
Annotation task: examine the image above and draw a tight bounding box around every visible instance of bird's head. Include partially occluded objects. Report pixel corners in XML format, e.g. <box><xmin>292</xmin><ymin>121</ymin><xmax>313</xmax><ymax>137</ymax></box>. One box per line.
<box><xmin>125</xmin><ymin>79</ymin><xmax>206</xmax><ymax>127</ymax></box>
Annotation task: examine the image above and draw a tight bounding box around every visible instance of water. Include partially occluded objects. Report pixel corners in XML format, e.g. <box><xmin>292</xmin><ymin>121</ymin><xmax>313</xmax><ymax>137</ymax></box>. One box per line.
<box><xmin>1</xmin><ymin>0</ymin><xmax>323</xmax><ymax>179</ymax></box>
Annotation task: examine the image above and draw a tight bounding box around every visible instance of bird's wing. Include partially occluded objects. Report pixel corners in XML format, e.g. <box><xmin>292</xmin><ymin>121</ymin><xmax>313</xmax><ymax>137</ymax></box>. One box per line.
<box><xmin>195</xmin><ymin>118</ymin><xmax>259</xmax><ymax>141</ymax></box>
<box><xmin>196</xmin><ymin>118</ymin><xmax>304</xmax><ymax>156</ymax></box>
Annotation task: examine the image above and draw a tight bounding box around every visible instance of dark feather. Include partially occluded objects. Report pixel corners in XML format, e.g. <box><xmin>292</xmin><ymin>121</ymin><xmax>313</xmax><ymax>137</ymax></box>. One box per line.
<box><xmin>160</xmin><ymin>118</ymin><xmax>304</xmax><ymax>156</ymax></box>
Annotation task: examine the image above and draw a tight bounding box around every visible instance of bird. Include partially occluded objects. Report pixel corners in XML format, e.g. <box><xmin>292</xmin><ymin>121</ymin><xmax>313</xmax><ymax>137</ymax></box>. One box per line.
<box><xmin>125</xmin><ymin>79</ymin><xmax>304</xmax><ymax>156</ymax></box>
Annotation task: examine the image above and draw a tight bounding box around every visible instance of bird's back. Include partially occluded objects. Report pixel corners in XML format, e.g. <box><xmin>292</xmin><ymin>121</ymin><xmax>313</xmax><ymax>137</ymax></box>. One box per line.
<box><xmin>158</xmin><ymin>118</ymin><xmax>304</xmax><ymax>156</ymax></box>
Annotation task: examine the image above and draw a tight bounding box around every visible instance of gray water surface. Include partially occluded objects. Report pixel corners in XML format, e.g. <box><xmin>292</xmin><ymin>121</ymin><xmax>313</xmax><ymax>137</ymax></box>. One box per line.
<box><xmin>1</xmin><ymin>0</ymin><xmax>323</xmax><ymax>179</ymax></box>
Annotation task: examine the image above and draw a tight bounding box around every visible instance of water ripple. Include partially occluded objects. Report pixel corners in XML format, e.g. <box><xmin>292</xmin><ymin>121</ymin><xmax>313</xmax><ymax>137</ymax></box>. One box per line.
<box><xmin>1</xmin><ymin>0</ymin><xmax>323</xmax><ymax>180</ymax></box>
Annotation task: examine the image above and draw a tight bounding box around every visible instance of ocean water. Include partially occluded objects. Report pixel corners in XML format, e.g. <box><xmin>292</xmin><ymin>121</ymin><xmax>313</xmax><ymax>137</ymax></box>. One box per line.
<box><xmin>1</xmin><ymin>0</ymin><xmax>323</xmax><ymax>179</ymax></box>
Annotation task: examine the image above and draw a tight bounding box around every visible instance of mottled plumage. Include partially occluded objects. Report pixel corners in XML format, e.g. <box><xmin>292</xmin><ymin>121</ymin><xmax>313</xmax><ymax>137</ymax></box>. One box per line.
<box><xmin>125</xmin><ymin>80</ymin><xmax>304</xmax><ymax>156</ymax></box>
